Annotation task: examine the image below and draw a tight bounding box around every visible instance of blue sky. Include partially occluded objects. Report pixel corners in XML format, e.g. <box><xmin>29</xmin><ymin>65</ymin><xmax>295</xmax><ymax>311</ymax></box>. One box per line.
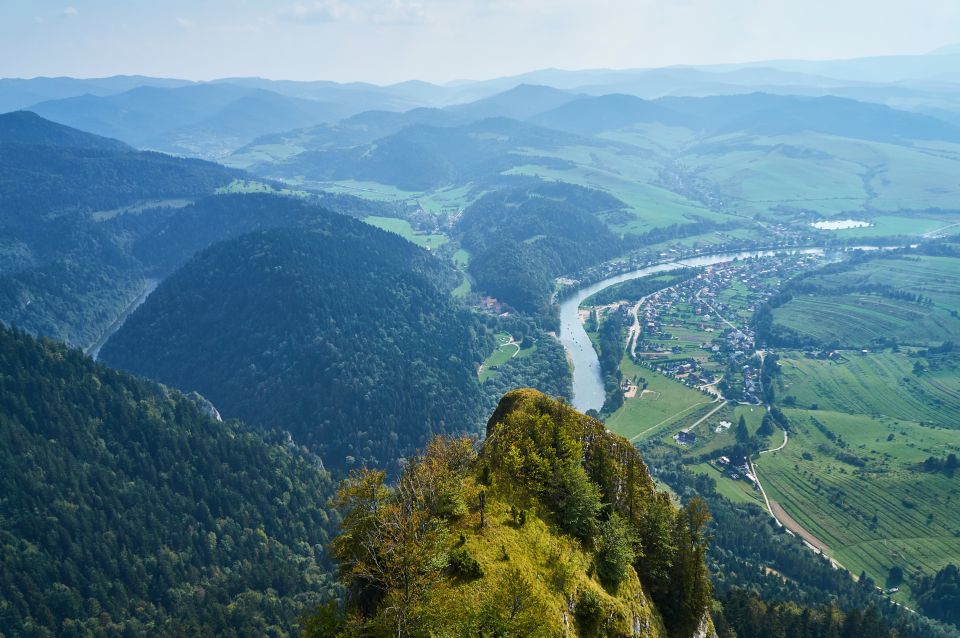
<box><xmin>2</xmin><ymin>0</ymin><xmax>959</xmax><ymax>83</ymax></box>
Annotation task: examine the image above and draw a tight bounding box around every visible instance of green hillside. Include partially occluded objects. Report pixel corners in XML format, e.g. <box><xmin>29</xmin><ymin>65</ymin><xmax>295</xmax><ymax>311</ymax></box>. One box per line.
<box><xmin>101</xmin><ymin>224</ymin><xmax>487</xmax><ymax>471</ymax></box>
<box><xmin>0</xmin><ymin>112</ymin><xmax>239</xmax><ymax>348</ymax></box>
<box><xmin>0</xmin><ymin>325</ymin><xmax>339</xmax><ymax>636</ymax></box>
<box><xmin>311</xmin><ymin>389</ymin><xmax>713</xmax><ymax>638</ymax></box>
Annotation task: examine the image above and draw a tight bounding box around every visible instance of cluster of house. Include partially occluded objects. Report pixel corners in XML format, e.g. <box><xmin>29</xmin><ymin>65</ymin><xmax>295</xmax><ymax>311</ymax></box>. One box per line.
<box><xmin>714</xmin><ymin>455</ymin><xmax>759</xmax><ymax>487</ymax></box>
<box><xmin>559</xmin><ymin>227</ymin><xmax>815</xmax><ymax>292</ymax></box>
<box><xmin>477</xmin><ymin>296</ymin><xmax>510</xmax><ymax>316</ymax></box>
<box><xmin>631</xmin><ymin>255</ymin><xmax>821</xmax><ymax>402</ymax></box>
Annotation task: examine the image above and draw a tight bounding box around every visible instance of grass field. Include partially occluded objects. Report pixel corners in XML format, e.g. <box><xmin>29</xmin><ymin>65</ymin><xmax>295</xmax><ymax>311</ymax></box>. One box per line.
<box><xmin>319</xmin><ymin>180</ymin><xmax>423</xmax><ymax>201</ymax></box>
<box><xmin>689</xmin><ymin>462</ymin><xmax>764</xmax><ymax>506</ymax></box>
<box><xmin>755</xmin><ymin>408</ymin><xmax>960</xmax><ymax>601</ymax></box>
<box><xmin>364</xmin><ymin>216</ymin><xmax>449</xmax><ymax>249</ymax></box>
<box><xmin>453</xmin><ymin>249</ymin><xmax>471</xmax><ymax>268</ymax></box>
<box><xmin>803</xmin><ymin>255</ymin><xmax>960</xmax><ymax>312</ymax></box>
<box><xmin>214</xmin><ymin>179</ymin><xmax>309</xmax><ymax>197</ymax></box>
<box><xmin>779</xmin><ymin>351</ymin><xmax>960</xmax><ymax>428</ymax></box>
<box><xmin>605</xmin><ymin>356</ymin><xmax>715</xmax><ymax>442</ymax></box>
<box><xmin>684</xmin><ymin>132</ymin><xmax>960</xmax><ymax>219</ymax></box>
<box><xmin>817</xmin><ymin>214</ymin><xmax>951</xmax><ymax>238</ymax></box>
<box><xmin>503</xmin><ymin>161</ymin><xmax>730</xmax><ymax>234</ymax></box>
<box><xmin>479</xmin><ymin>333</ymin><xmax>534</xmax><ymax>382</ymax></box>
<box><xmin>772</xmin><ymin>255</ymin><xmax>960</xmax><ymax>347</ymax></box>
<box><xmin>452</xmin><ymin>276</ymin><xmax>472</xmax><ymax>298</ymax></box>
<box><xmin>773</xmin><ymin>294</ymin><xmax>959</xmax><ymax>347</ymax></box>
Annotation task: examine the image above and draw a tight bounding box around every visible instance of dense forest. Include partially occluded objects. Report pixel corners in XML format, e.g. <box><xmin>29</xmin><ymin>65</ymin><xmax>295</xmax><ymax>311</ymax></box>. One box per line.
<box><xmin>310</xmin><ymin>389</ymin><xmax>713</xmax><ymax>637</ymax></box>
<box><xmin>0</xmin><ymin>111</ymin><xmax>237</xmax><ymax>348</ymax></box>
<box><xmin>0</xmin><ymin>111</ymin><xmax>237</xmax><ymax>222</ymax></box>
<box><xmin>914</xmin><ymin>564</ymin><xmax>960</xmax><ymax>628</ymax></box>
<box><xmin>479</xmin><ymin>329</ymin><xmax>572</xmax><ymax>409</ymax></box>
<box><xmin>131</xmin><ymin>193</ymin><xmax>410</xmax><ymax>277</ymax></box>
<box><xmin>460</xmin><ymin>183</ymin><xmax>627</xmax><ymax>316</ymax></box>
<box><xmin>102</xmin><ymin>222</ymin><xmax>488</xmax><ymax>471</ymax></box>
<box><xmin>0</xmin><ymin>326</ymin><xmax>339</xmax><ymax>636</ymax></box>
<box><xmin>598</xmin><ymin>310</ymin><xmax>628</xmax><ymax>414</ymax></box>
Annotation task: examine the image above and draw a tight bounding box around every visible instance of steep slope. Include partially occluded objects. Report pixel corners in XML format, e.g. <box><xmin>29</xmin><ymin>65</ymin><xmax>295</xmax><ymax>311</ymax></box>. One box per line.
<box><xmin>459</xmin><ymin>182</ymin><xmax>627</xmax><ymax>315</ymax></box>
<box><xmin>0</xmin><ymin>325</ymin><xmax>339</xmax><ymax>636</ymax></box>
<box><xmin>0</xmin><ymin>111</ymin><xmax>237</xmax><ymax>221</ymax></box>
<box><xmin>101</xmin><ymin>224</ymin><xmax>487</xmax><ymax>470</ymax></box>
<box><xmin>0</xmin><ymin>112</ymin><xmax>239</xmax><ymax>347</ymax></box>
<box><xmin>313</xmin><ymin>389</ymin><xmax>715</xmax><ymax>637</ymax></box>
<box><xmin>131</xmin><ymin>193</ymin><xmax>365</xmax><ymax>276</ymax></box>
<box><xmin>0</xmin><ymin>109</ymin><xmax>130</xmax><ymax>150</ymax></box>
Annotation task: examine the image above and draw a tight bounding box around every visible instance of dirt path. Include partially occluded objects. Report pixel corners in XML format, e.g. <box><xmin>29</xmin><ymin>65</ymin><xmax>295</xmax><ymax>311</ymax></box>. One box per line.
<box><xmin>760</xmin><ymin>429</ymin><xmax>788</xmax><ymax>454</ymax></box>
<box><xmin>769</xmin><ymin>500</ymin><xmax>832</xmax><ymax>555</ymax></box>
<box><xmin>684</xmin><ymin>399</ymin><xmax>727</xmax><ymax>433</ymax></box>
<box><xmin>628</xmin><ymin>399</ymin><xmax>715</xmax><ymax>442</ymax></box>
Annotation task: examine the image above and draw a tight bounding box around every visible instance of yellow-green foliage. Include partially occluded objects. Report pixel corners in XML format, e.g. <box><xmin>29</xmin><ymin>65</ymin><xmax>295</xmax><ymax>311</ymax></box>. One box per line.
<box><xmin>314</xmin><ymin>389</ymin><xmax>711</xmax><ymax>638</ymax></box>
<box><xmin>419</xmin><ymin>495</ymin><xmax>666</xmax><ymax>637</ymax></box>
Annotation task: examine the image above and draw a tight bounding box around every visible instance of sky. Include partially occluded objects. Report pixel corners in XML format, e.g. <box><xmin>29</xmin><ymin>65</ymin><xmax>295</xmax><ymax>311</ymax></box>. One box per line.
<box><xmin>1</xmin><ymin>0</ymin><xmax>959</xmax><ymax>84</ymax></box>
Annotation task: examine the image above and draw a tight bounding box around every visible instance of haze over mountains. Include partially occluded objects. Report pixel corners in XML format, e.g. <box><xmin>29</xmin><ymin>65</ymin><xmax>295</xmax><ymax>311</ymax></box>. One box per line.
<box><xmin>7</xmin><ymin>46</ymin><xmax>960</xmax><ymax>159</ymax></box>
<box><xmin>5</xmin><ymin>42</ymin><xmax>960</xmax><ymax>638</ymax></box>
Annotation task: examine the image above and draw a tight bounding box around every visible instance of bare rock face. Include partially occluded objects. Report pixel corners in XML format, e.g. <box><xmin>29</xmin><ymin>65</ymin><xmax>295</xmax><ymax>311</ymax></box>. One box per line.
<box><xmin>187</xmin><ymin>390</ymin><xmax>223</xmax><ymax>422</ymax></box>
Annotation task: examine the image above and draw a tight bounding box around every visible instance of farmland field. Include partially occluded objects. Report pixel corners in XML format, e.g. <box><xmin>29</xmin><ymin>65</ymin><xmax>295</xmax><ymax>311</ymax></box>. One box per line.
<box><xmin>364</xmin><ymin>216</ymin><xmax>449</xmax><ymax>249</ymax></box>
<box><xmin>772</xmin><ymin>254</ymin><xmax>960</xmax><ymax>347</ymax></box>
<box><xmin>778</xmin><ymin>351</ymin><xmax>960</xmax><ymax>428</ymax></box>
<box><xmin>755</xmin><ymin>408</ymin><xmax>960</xmax><ymax>601</ymax></box>
<box><xmin>801</xmin><ymin>255</ymin><xmax>960</xmax><ymax>312</ymax></box>
<box><xmin>605</xmin><ymin>356</ymin><xmax>715</xmax><ymax>442</ymax></box>
<box><xmin>772</xmin><ymin>294</ymin><xmax>959</xmax><ymax>346</ymax></box>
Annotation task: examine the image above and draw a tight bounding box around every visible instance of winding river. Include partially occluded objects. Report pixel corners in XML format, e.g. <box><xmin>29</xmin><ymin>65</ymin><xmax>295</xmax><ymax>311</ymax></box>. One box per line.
<box><xmin>559</xmin><ymin>249</ymin><xmax>829</xmax><ymax>413</ymax></box>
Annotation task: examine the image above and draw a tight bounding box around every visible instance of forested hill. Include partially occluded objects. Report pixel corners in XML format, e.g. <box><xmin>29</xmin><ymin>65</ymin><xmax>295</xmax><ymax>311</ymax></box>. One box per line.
<box><xmin>0</xmin><ymin>110</ymin><xmax>129</xmax><ymax>150</ymax></box>
<box><xmin>459</xmin><ymin>182</ymin><xmax>627</xmax><ymax>315</ymax></box>
<box><xmin>0</xmin><ymin>325</ymin><xmax>339</xmax><ymax>636</ymax></box>
<box><xmin>312</xmin><ymin>389</ymin><xmax>952</xmax><ymax>638</ymax></box>
<box><xmin>310</xmin><ymin>389</ymin><xmax>714</xmax><ymax>637</ymax></box>
<box><xmin>0</xmin><ymin>112</ymin><xmax>239</xmax><ymax>348</ymax></box>
<box><xmin>101</xmin><ymin>222</ymin><xmax>488</xmax><ymax>471</ymax></box>
<box><xmin>0</xmin><ymin>111</ymin><xmax>238</xmax><ymax>221</ymax></box>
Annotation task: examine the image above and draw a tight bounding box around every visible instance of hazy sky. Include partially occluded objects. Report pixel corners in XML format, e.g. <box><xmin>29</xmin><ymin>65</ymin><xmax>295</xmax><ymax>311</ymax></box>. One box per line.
<box><xmin>2</xmin><ymin>0</ymin><xmax>959</xmax><ymax>84</ymax></box>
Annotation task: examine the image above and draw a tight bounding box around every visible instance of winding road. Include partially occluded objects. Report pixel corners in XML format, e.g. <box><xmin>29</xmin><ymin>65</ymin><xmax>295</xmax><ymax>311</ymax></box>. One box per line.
<box><xmin>760</xmin><ymin>429</ymin><xmax>789</xmax><ymax>454</ymax></box>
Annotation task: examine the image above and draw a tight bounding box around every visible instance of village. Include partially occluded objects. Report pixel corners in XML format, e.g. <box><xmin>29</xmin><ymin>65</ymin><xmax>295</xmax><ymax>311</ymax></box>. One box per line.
<box><xmin>618</xmin><ymin>252</ymin><xmax>823</xmax><ymax>404</ymax></box>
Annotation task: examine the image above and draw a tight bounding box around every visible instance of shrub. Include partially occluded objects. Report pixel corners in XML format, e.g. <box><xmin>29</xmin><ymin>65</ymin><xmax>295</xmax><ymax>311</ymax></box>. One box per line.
<box><xmin>449</xmin><ymin>547</ymin><xmax>485</xmax><ymax>580</ymax></box>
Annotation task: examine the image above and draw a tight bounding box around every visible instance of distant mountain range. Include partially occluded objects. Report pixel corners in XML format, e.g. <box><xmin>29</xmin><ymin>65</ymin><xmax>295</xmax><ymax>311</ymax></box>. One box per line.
<box><xmin>5</xmin><ymin>47</ymin><xmax>960</xmax><ymax>158</ymax></box>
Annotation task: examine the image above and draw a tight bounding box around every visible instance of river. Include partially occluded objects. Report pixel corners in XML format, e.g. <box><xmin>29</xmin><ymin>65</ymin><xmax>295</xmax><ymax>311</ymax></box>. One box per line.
<box><xmin>558</xmin><ymin>249</ymin><xmax>829</xmax><ymax>413</ymax></box>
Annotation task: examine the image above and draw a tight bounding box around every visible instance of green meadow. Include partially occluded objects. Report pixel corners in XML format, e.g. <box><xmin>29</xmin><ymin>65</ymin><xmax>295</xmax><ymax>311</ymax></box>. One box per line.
<box><xmin>755</xmin><ymin>408</ymin><xmax>960</xmax><ymax>602</ymax></box>
<box><xmin>605</xmin><ymin>356</ymin><xmax>715</xmax><ymax>442</ymax></box>
<box><xmin>772</xmin><ymin>255</ymin><xmax>960</xmax><ymax>347</ymax></box>
<box><xmin>778</xmin><ymin>351</ymin><xmax>960</xmax><ymax>428</ymax></box>
<box><xmin>363</xmin><ymin>216</ymin><xmax>449</xmax><ymax>249</ymax></box>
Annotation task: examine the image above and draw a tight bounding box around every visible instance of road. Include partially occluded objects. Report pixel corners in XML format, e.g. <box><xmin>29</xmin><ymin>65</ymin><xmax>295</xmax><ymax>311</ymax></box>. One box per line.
<box><xmin>684</xmin><ymin>399</ymin><xmax>728</xmax><ymax>433</ymax></box>
<box><xmin>760</xmin><ymin>429</ymin><xmax>788</xmax><ymax>454</ymax></box>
